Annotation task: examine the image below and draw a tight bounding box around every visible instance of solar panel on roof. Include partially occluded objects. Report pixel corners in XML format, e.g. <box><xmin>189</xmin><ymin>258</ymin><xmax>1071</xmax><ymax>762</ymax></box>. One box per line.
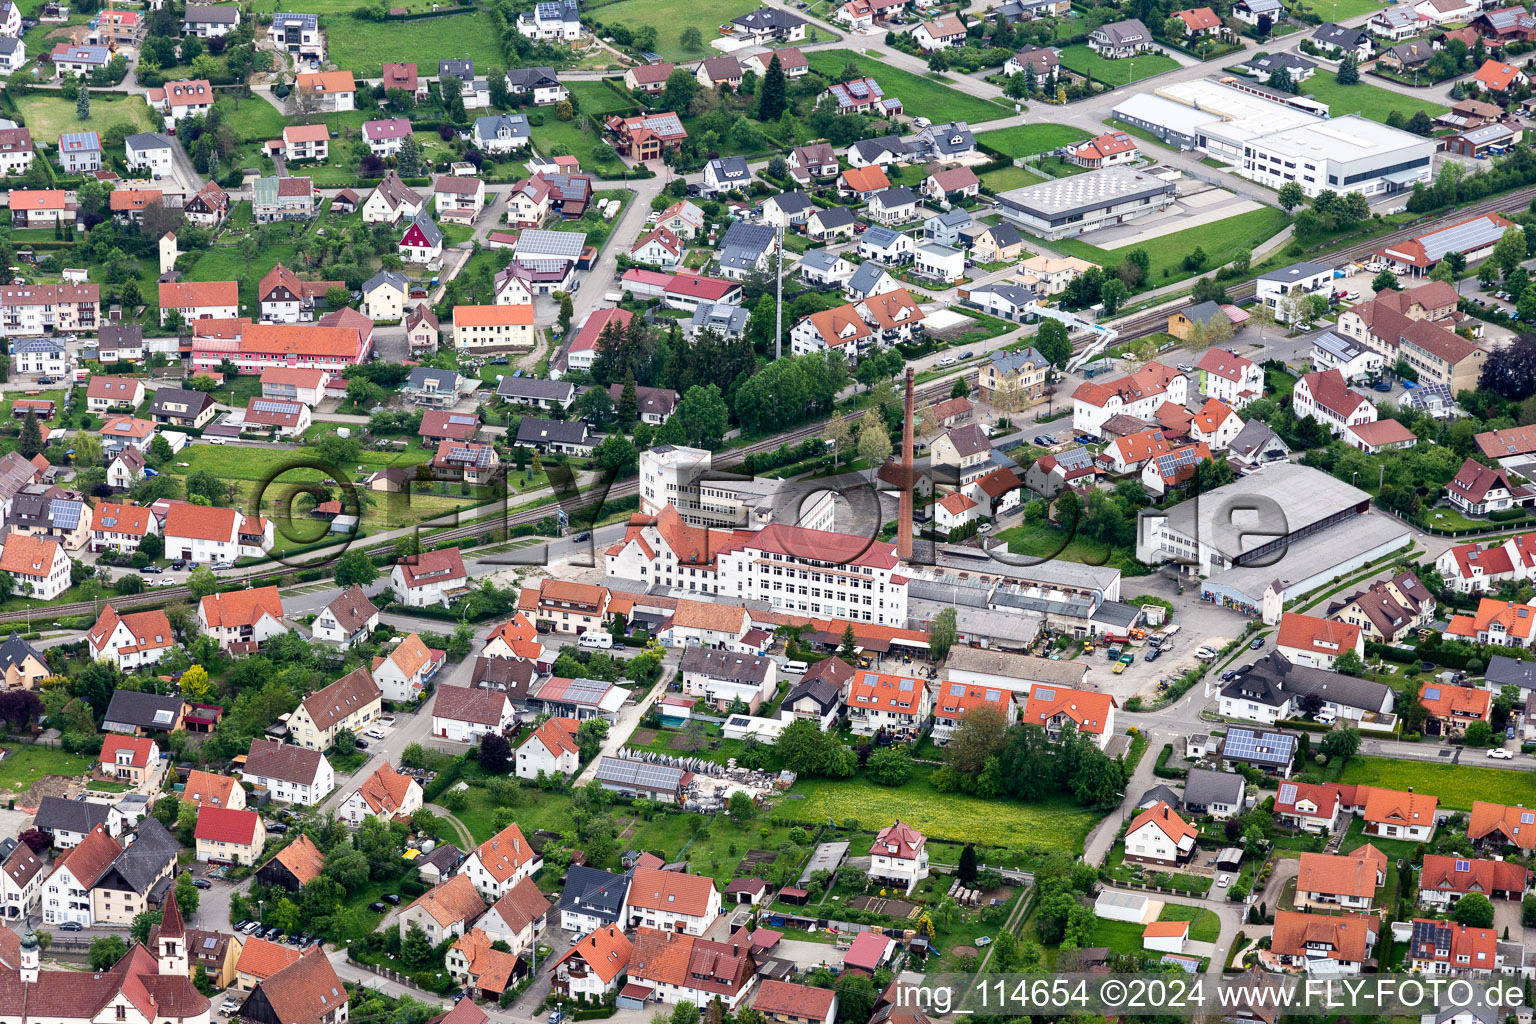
<box><xmin>51</xmin><ymin>500</ymin><xmax>82</xmax><ymax>530</ymax></box>
<box><xmin>448</xmin><ymin>415</ymin><xmax>476</xmax><ymax>425</ymax></box>
<box><xmin>1278</xmin><ymin>783</ymin><xmax>1297</xmax><ymax>804</ymax></box>
<box><xmin>252</xmin><ymin>399</ymin><xmax>298</xmax><ymax>414</ymax></box>
<box><xmin>1425</xmin><ymin>687</ymin><xmax>1441</xmax><ymax>700</ymax></box>
<box><xmin>1034</xmin><ymin>687</ymin><xmax>1054</xmax><ymax>701</ymax></box>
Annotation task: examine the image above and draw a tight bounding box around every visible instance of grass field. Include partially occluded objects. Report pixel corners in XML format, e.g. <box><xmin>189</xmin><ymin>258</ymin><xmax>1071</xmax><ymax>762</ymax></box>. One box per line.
<box><xmin>186</xmin><ymin>242</ymin><xmax>299</xmax><ymax>313</ymax></box>
<box><xmin>976</xmin><ymin>123</ymin><xmax>1091</xmax><ymax>159</ymax></box>
<box><xmin>980</xmin><ymin>164</ymin><xmax>1045</xmax><ymax>191</ymax></box>
<box><xmin>1159</xmin><ymin>903</ymin><xmax>1221</xmax><ymax>943</ymax></box>
<box><xmin>788</xmin><ymin>773</ymin><xmax>1098</xmax><ymax>854</ymax></box>
<box><xmin>593</xmin><ymin>0</ymin><xmax>763</xmax><ymax>62</ymax></box>
<box><xmin>320</xmin><ymin>9</ymin><xmax>505</xmax><ymax>80</ymax></box>
<box><xmin>567</xmin><ymin>79</ymin><xmax>639</xmax><ymax>118</ymax></box>
<box><xmin>806</xmin><ymin>50</ymin><xmax>1013</xmax><ymax>125</ymax></box>
<box><xmin>217</xmin><ymin>97</ymin><xmax>290</xmax><ymax>144</ymax></box>
<box><xmin>1304</xmin><ymin>71</ymin><xmax>1448</xmax><ymax>124</ymax></box>
<box><xmin>14</xmin><ymin>93</ymin><xmax>154</xmax><ymax>142</ymax></box>
<box><xmin>1056</xmin><ymin>45</ymin><xmax>1180</xmax><ymax>87</ymax></box>
<box><xmin>1291</xmin><ymin>0</ymin><xmax>1388</xmax><ymax>21</ymax></box>
<box><xmin>995</xmin><ymin>522</ymin><xmax>1151</xmax><ymax>575</ymax></box>
<box><xmin>532</xmin><ymin>116</ymin><xmax>629</xmax><ymax>178</ymax></box>
<box><xmin>1337</xmin><ymin>756</ymin><xmax>1536</xmax><ymax>811</ymax></box>
<box><xmin>1045</xmin><ymin>206</ymin><xmax>1290</xmax><ymax>286</ymax></box>
<box><xmin>0</xmin><ymin>745</ymin><xmax>94</xmax><ymax>797</ymax></box>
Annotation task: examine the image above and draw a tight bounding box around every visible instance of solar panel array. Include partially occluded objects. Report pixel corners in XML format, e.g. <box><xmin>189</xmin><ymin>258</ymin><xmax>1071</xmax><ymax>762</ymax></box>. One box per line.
<box><xmin>1424</xmin><ymin>687</ymin><xmax>1441</xmax><ymax>701</ymax></box>
<box><xmin>1034</xmin><ymin>687</ymin><xmax>1055</xmax><ymax>701</ymax></box>
<box><xmin>448</xmin><ymin>414</ymin><xmax>477</xmax><ymax>425</ymax></box>
<box><xmin>51</xmin><ymin>500</ymin><xmax>82</xmax><ymax>530</ymax></box>
<box><xmin>252</xmin><ymin>399</ymin><xmax>300</xmax><ymax>415</ymax></box>
<box><xmin>1277</xmin><ymin>783</ymin><xmax>1297</xmax><ymax>804</ymax></box>
<box><xmin>1223</xmin><ymin>727</ymin><xmax>1295</xmax><ymax>765</ymax></box>
<box><xmin>595</xmin><ymin>756</ymin><xmax>684</xmax><ymax>789</ymax></box>
<box><xmin>446</xmin><ymin>444</ymin><xmax>494</xmax><ymax>469</ymax></box>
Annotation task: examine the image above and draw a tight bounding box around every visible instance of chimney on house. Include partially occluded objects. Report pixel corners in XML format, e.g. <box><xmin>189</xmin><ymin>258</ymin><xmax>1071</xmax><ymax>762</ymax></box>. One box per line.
<box><xmin>898</xmin><ymin>366</ymin><xmax>915</xmax><ymax>561</ymax></box>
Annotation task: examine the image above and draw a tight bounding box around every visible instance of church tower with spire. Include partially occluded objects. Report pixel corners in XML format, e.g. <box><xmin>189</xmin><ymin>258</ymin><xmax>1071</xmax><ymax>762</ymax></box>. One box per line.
<box><xmin>157</xmin><ymin>889</ymin><xmax>187</xmax><ymax>977</ymax></box>
<box><xmin>19</xmin><ymin>923</ymin><xmax>39</xmax><ymax>983</ymax></box>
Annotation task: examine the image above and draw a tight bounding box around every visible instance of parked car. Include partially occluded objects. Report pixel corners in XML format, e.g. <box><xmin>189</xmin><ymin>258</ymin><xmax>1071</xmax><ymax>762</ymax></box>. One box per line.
<box><xmin>1249</xmin><ymin>636</ymin><xmax>1265</xmax><ymax>649</ymax></box>
<box><xmin>212</xmin><ymin>561</ymin><xmax>234</xmax><ymax>571</ymax></box>
<box><xmin>171</xmin><ymin>559</ymin><xmax>186</xmax><ymax>570</ymax></box>
<box><xmin>193</xmin><ymin>878</ymin><xmax>212</xmax><ymax>889</ymax></box>
<box><xmin>1144</xmin><ymin>647</ymin><xmax>1161</xmax><ymax>662</ymax></box>
<box><xmin>1488</xmin><ymin>748</ymin><xmax>1515</xmax><ymax>759</ymax></box>
<box><xmin>61</xmin><ymin>921</ymin><xmax>83</xmax><ymax>931</ymax></box>
<box><xmin>369</xmin><ymin>902</ymin><xmax>387</xmax><ymax>913</ymax></box>
<box><xmin>383</xmin><ymin>893</ymin><xmax>402</xmax><ymax>904</ymax></box>
<box><xmin>140</xmin><ymin>564</ymin><xmax>163</xmax><ymax>574</ymax></box>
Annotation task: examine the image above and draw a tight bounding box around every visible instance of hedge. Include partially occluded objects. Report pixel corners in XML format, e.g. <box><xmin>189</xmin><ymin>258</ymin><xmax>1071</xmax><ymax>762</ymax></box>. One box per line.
<box><xmin>422</xmin><ymin>759</ymin><xmax>463</xmax><ymax>802</ymax></box>
<box><xmin>1366</xmin><ymin>641</ymin><xmax>1419</xmax><ymax>664</ymax></box>
<box><xmin>1153</xmin><ymin>743</ymin><xmax>1186</xmax><ymax>779</ymax></box>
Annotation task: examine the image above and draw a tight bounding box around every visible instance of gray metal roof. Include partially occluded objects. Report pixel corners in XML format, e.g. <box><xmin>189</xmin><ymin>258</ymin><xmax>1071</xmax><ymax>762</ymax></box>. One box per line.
<box><xmin>1183</xmin><ymin>767</ymin><xmax>1245</xmax><ymax>808</ymax></box>
<box><xmin>497</xmin><ymin>376</ymin><xmax>574</xmax><ymax>402</ymax></box>
<box><xmin>104</xmin><ymin>817</ymin><xmax>178</xmax><ymax>894</ymax></box>
<box><xmin>1220</xmin><ymin>726</ymin><xmax>1296</xmax><ymax>767</ymax></box>
<box><xmin>35</xmin><ymin>795</ymin><xmax>110</xmax><ymax>834</ymax></box>
<box><xmin>125</xmin><ymin>132</ymin><xmax>172</xmax><ymax>152</ymax></box>
<box><xmin>104</xmin><ymin>690</ymin><xmax>182</xmax><ymax>729</ymax></box>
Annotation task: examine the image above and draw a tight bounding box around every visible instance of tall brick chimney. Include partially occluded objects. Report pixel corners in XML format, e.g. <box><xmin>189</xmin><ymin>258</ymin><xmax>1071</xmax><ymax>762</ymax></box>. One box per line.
<box><xmin>898</xmin><ymin>366</ymin><xmax>915</xmax><ymax>561</ymax></box>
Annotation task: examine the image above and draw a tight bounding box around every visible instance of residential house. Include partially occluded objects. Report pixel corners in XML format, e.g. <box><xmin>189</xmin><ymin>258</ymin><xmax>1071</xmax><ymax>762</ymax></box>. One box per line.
<box><xmin>622</xmin><ymin>866</ymin><xmax>722</xmax><ymax>935</ymax></box>
<box><xmin>241</xmin><ymin>738</ymin><xmax>334</xmax><ymax>805</ymax></box>
<box><xmin>1269</xmin><ymin>911</ymin><xmax>1377</xmax><ymax>974</ymax></box>
<box><xmin>0</xmin><ymin>534</ymin><xmax>68</xmax><ymax>599</ymax></box>
<box><xmin>1292</xmin><ymin>368</ymin><xmax>1377</xmax><ymax>436</ymax></box>
<box><xmin>340</xmin><ymin>762</ymin><xmax>422</xmax><ymax>825</ymax></box>
<box><xmin>1088</xmin><ymin>18</ymin><xmax>1153</xmax><ymax>56</ymax></box>
<box><xmin>845</xmin><ymin>670</ymin><xmax>934</xmax><ymax>739</ymax></box>
<box><xmin>198</xmin><ymin>586</ymin><xmax>286</xmax><ymax>650</ymax></box>
<box><xmin>462</xmin><ymin>822</ymin><xmax>542</xmax><ymax>900</ymax></box>
<box><xmin>1295</xmin><ymin>845</ymin><xmax>1388</xmax><ymax>910</ymax></box>
<box><xmin>390</xmin><ymin>548</ymin><xmax>469</xmax><ymax>607</ymax></box>
<box><xmin>195</xmin><ymin>806</ymin><xmax>266</xmax><ymax>865</ymax></box>
<box><xmin>287</xmin><ymin>666</ymin><xmax>382</xmax><ymax>751</ymax></box>
<box><xmin>1326</xmin><ymin>571</ymin><xmax>1436</xmax><ymax>645</ymax></box>
<box><xmin>1124</xmin><ymin>802</ymin><xmax>1198</xmax><ymax>866</ymax></box>
<box><xmin>88</xmin><ymin>604</ymin><xmax>174</xmax><ymax>670</ymax></box>
<box><xmin>1276</xmin><ymin>612</ymin><xmax>1364</xmax><ymax>670</ymax></box>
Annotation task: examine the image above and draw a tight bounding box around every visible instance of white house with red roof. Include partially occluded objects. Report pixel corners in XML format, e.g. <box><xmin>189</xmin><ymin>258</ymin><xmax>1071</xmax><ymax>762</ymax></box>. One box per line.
<box><xmin>90</xmin><ymin>501</ymin><xmax>158</xmax><ymax>553</ymax></box>
<box><xmin>99</xmin><ymin>734</ymin><xmax>159</xmax><ymax>785</ymax></box>
<box><xmin>1435</xmin><ymin>533</ymin><xmax>1536</xmax><ymax>594</ymax></box>
<box><xmin>162</xmin><ymin>503</ymin><xmax>272</xmax><ymax>562</ymax></box>
<box><xmin>198</xmin><ymin>587</ymin><xmax>286</xmax><ymax>651</ymax></box>
<box><xmin>390</xmin><ymin>548</ymin><xmax>469</xmax><ymax>607</ymax></box>
<box><xmin>1072</xmin><ymin>362</ymin><xmax>1187</xmax><ymax>437</ymax></box>
<box><xmin>482</xmin><ymin>612</ymin><xmax>549</xmax><ymax>668</ymax></box>
<box><xmin>1406</xmin><ymin>919</ymin><xmax>1500</xmax><ymax>976</ymax></box>
<box><xmin>1342</xmin><ymin>419</ymin><xmax>1418</xmax><ymax>454</ymax></box>
<box><xmin>630</xmin><ymin>227</ymin><xmax>684</xmax><ymax>268</ymax></box>
<box><xmin>1293</xmin><ymin>369</ymin><xmax>1377</xmax><ymax>435</ymax></box>
<box><xmin>869</xmin><ymin>820</ymin><xmax>929</xmax><ymax>894</ymax></box>
<box><xmin>1125</xmin><ymin>801</ymin><xmax>1198</xmax><ymax>866</ymax></box>
<box><xmin>339</xmin><ymin>761</ymin><xmax>422</xmax><ymax>825</ymax></box>
<box><xmin>1021</xmin><ymin>685</ymin><xmax>1117</xmax><ymax>749</ymax></box>
<box><xmin>845</xmin><ymin>669</ymin><xmax>933</xmax><ymax>738</ymax></box>
<box><xmin>464</xmin><ymin>822</ymin><xmax>543</xmax><ymax>899</ymax></box>
<box><xmin>515</xmin><ymin>716</ymin><xmax>581</xmax><ymax>780</ymax></box>
<box><xmin>1276</xmin><ymin>612</ymin><xmax>1364</xmax><ymax>670</ymax></box>
<box><xmin>1446</xmin><ymin>457</ymin><xmax>1533</xmax><ymax>517</ymax></box>
<box><xmin>0</xmin><ymin>534</ymin><xmax>69</xmax><ymax>599</ymax></box>
<box><xmin>1195</xmin><ymin>348</ymin><xmax>1264</xmax><ymax>410</ymax></box>
<box><xmin>88</xmin><ymin>605</ymin><xmax>175</xmax><ymax>670</ymax></box>
<box><xmin>564</xmin><ymin>307</ymin><xmax>632</xmax><ymax>376</ymax></box>
<box><xmin>1274</xmin><ymin>781</ymin><xmax>1352</xmax><ymax>833</ymax></box>
<box><xmin>195</xmin><ymin>805</ymin><xmax>266</xmax><ymax>864</ymax></box>
<box><xmin>1189</xmin><ymin>399</ymin><xmax>1244</xmax><ymax>451</ymax></box>
<box><xmin>912</xmin><ymin>13</ymin><xmax>967</xmax><ymax>49</ymax></box>
<box><xmin>551</xmin><ymin>924</ymin><xmax>632</xmax><ymax>999</ymax></box>
<box><xmin>934</xmin><ymin>490</ymin><xmax>980</xmax><ymax>534</ymax></box>
<box><xmin>931</xmin><ymin>681</ymin><xmax>1014</xmax><ymax>744</ymax></box>
<box><xmin>372</xmin><ymin>633</ymin><xmax>445</xmax><ymax>703</ymax></box>
<box><xmin>1063</xmin><ymin>131</ymin><xmax>1138</xmax><ymax>169</ymax></box>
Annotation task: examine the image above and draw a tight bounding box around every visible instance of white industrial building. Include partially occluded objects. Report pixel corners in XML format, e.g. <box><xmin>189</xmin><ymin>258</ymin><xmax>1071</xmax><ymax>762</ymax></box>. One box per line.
<box><xmin>993</xmin><ymin>167</ymin><xmax>1179</xmax><ymax>240</ymax></box>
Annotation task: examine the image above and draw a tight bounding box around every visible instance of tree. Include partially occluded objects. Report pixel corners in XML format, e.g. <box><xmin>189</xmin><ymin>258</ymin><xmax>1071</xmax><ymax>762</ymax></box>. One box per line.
<box><xmin>618</xmin><ymin>373</ymin><xmax>639</xmax><ymax>424</ymax></box>
<box><xmin>174</xmin><ymin>870</ymin><xmax>200</xmax><ymax>916</ymax></box>
<box><xmin>1453</xmin><ymin>892</ymin><xmax>1496</xmax><ymax>929</ymax></box>
<box><xmin>322</xmin><ymin>845</ymin><xmax>371</xmax><ymax>893</ymax></box>
<box><xmin>179</xmin><ymin>665</ymin><xmax>213</xmax><ymax>703</ymax></box>
<box><xmin>1493</xmin><ymin>226</ymin><xmax>1527</xmax><ymax>276</ymax></box>
<box><xmin>1334</xmin><ymin>649</ymin><xmax>1365</xmax><ymax>676</ymax></box>
<box><xmin>727</xmin><ymin>790</ymin><xmax>754</xmax><ymax>822</ymax></box>
<box><xmin>758</xmin><ymin>53</ymin><xmax>787</xmax><ymax>121</ymax></box>
<box><xmin>1035</xmin><ymin>318</ymin><xmax>1071</xmax><ymax>366</ymax></box>
<box><xmin>334</xmin><ymin>728</ymin><xmax>357</xmax><ymax>754</ymax></box>
<box><xmin>576</xmin><ymin>718</ymin><xmax>608</xmax><ymax>761</ymax></box>
<box><xmin>77</xmin><ymin>87</ymin><xmax>90</xmax><ymax>121</ymax></box>
<box><xmin>334</xmin><ymin>549</ymin><xmax>379</xmax><ymax>588</ymax></box>
<box><xmin>957</xmin><ymin>843</ymin><xmax>978</xmax><ymax>886</ymax></box>
<box><xmin>1481</xmin><ymin>335</ymin><xmax>1536</xmax><ymax>399</ymax></box>
<box><xmin>401</xmin><ymin>921</ymin><xmax>434</xmax><ymax>967</ymax></box>
<box><xmin>1099</xmin><ymin>277</ymin><xmax>1129</xmax><ymax>315</ymax></box>
<box><xmin>1320</xmin><ymin>727</ymin><xmax>1362</xmax><ymax>762</ymax></box>
<box><xmin>1338</xmin><ymin>52</ymin><xmax>1359</xmax><ymax>84</ymax></box>
<box><xmin>856</xmin><ymin>410</ymin><xmax>891</xmax><ymax>479</ymax></box>
<box><xmin>17</xmin><ymin>410</ymin><xmax>42</xmax><ymax>459</ymax></box>
<box><xmin>186</xmin><ymin>566</ymin><xmax>218</xmax><ymax>597</ymax></box>
<box><xmin>1277</xmin><ymin>181</ymin><xmax>1305</xmax><ymax>212</ymax></box>
<box><xmin>131</xmin><ymin>909</ymin><xmax>162</xmax><ymax>944</ymax></box>
<box><xmin>680</xmin><ymin>26</ymin><xmax>703</xmax><ymax>50</ymax></box>
<box><xmin>1465</xmin><ymin>720</ymin><xmax>1494</xmax><ymax>746</ymax></box>
<box><xmin>479</xmin><ymin>732</ymin><xmax>511</xmax><ymax>773</ymax></box>
<box><xmin>89</xmin><ymin>935</ymin><xmax>127</xmax><ymax>970</ymax></box>
<box><xmin>838</xmin><ymin>623</ymin><xmax>857</xmax><ymax>663</ymax></box>
<box><xmin>867</xmin><ymin>746</ymin><xmax>911</xmax><ymax>786</ymax></box>
<box><xmin>1371</xmin><ymin>269</ymin><xmax>1402</xmax><ymax>293</ymax></box>
<box><xmin>835</xmin><ymin>972</ymin><xmax>877</xmax><ymax>1024</ymax></box>
<box><xmin>947</xmin><ymin>703</ymin><xmax>1007</xmax><ymax>775</ymax></box>
<box><xmin>674</xmin><ymin>384</ymin><xmax>730</xmax><ymax>449</ymax></box>
<box><xmin>929</xmin><ymin>607</ymin><xmax>958</xmax><ymax>660</ymax></box>
<box><xmin>662</xmin><ymin>69</ymin><xmax>698</xmax><ymax>116</ymax></box>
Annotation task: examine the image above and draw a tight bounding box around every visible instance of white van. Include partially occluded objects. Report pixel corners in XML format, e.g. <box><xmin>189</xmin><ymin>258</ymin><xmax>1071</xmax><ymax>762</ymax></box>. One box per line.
<box><xmin>578</xmin><ymin>631</ymin><xmax>614</xmax><ymax>649</ymax></box>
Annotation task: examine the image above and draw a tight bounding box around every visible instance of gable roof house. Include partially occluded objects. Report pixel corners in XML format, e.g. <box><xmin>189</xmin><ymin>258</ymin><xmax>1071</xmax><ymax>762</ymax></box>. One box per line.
<box><xmin>462</xmin><ymin>822</ymin><xmax>543</xmax><ymax>900</ymax></box>
<box><xmin>625</xmin><ymin>927</ymin><xmax>757</xmax><ymax>1009</ymax></box>
<box><xmin>255</xmin><ymin>834</ymin><xmax>325</xmax><ymax>892</ymax></box>
<box><xmin>241</xmin><ymin>738</ymin><xmax>334</xmax><ymax>806</ymax></box>
<box><xmin>1270</xmin><ymin>910</ymin><xmax>1378</xmax><ymax>974</ymax></box>
<box><xmin>1296</xmin><ymin>845</ymin><xmax>1388</xmax><ymax>911</ymax></box>
<box><xmin>549</xmin><ymin>923</ymin><xmax>632</xmax><ymax>1000</ymax></box>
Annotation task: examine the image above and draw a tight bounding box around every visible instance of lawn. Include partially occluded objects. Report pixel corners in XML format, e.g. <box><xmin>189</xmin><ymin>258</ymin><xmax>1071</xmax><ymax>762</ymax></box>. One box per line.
<box><xmin>1303</xmin><ymin>71</ymin><xmax>1448</xmax><ymax>125</ymax></box>
<box><xmin>186</xmin><ymin>242</ymin><xmax>300</xmax><ymax>315</ymax></box>
<box><xmin>1337</xmin><ymin>756</ymin><xmax>1536</xmax><ymax>811</ymax></box>
<box><xmin>566</xmin><ymin>79</ymin><xmax>640</xmax><ymax>119</ymax></box>
<box><xmin>532</xmin><ymin>116</ymin><xmax>629</xmax><ymax>179</ymax></box>
<box><xmin>1056</xmin><ymin>45</ymin><xmax>1181</xmax><ymax>88</ymax></box>
<box><xmin>806</xmin><ymin>50</ymin><xmax>1014</xmax><ymax>125</ymax></box>
<box><xmin>14</xmin><ymin>93</ymin><xmax>154</xmax><ymax>142</ymax></box>
<box><xmin>0</xmin><ymin>744</ymin><xmax>94</xmax><ymax>797</ymax></box>
<box><xmin>216</xmin><ymin>97</ymin><xmax>290</xmax><ymax>145</ymax></box>
<box><xmin>976</xmin><ymin>123</ymin><xmax>1092</xmax><ymax>160</ymax></box>
<box><xmin>592</xmin><ymin>0</ymin><xmax>763</xmax><ymax>63</ymax></box>
<box><xmin>1045</xmin><ymin>206</ymin><xmax>1291</xmax><ymax>287</ymax></box>
<box><xmin>995</xmin><ymin>522</ymin><xmax>1152</xmax><ymax>576</ymax></box>
<box><xmin>980</xmin><ymin>164</ymin><xmax>1046</xmax><ymax>191</ymax></box>
<box><xmin>788</xmin><ymin>773</ymin><xmax>1098</xmax><ymax>854</ymax></box>
<box><xmin>306</xmin><ymin>9</ymin><xmax>505</xmax><ymax>80</ymax></box>
<box><xmin>1158</xmin><ymin>903</ymin><xmax>1221</xmax><ymax>943</ymax></box>
<box><xmin>1291</xmin><ymin>0</ymin><xmax>1390</xmax><ymax>21</ymax></box>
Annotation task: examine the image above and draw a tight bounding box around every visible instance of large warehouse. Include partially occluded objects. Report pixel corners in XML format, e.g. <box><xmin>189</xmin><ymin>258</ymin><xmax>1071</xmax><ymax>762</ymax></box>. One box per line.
<box><xmin>1239</xmin><ymin>114</ymin><xmax>1434</xmax><ymax>198</ymax></box>
<box><xmin>1135</xmin><ymin>464</ymin><xmax>1412</xmax><ymax>621</ymax></box>
<box><xmin>994</xmin><ymin>167</ymin><xmax>1179</xmax><ymax>239</ymax></box>
<box><xmin>1111</xmin><ymin>82</ymin><xmax>1435</xmax><ymax>197</ymax></box>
